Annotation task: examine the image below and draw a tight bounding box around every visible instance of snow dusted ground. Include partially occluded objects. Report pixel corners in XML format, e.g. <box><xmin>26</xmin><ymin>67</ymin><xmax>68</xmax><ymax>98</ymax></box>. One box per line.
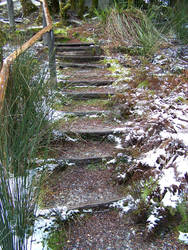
<box><xmin>29</xmin><ymin>43</ymin><xmax>188</xmax><ymax>247</ymax></box>
<box><xmin>108</xmin><ymin>44</ymin><xmax>188</xmax><ymax>239</ymax></box>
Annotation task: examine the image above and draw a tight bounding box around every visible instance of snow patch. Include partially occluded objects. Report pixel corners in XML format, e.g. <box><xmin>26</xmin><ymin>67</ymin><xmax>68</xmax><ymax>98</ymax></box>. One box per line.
<box><xmin>107</xmin><ymin>158</ymin><xmax>116</xmax><ymax>164</ymax></box>
<box><xmin>175</xmin><ymin>155</ymin><xmax>188</xmax><ymax>177</ymax></box>
<box><xmin>159</xmin><ymin>168</ymin><xmax>180</xmax><ymax>192</ymax></box>
<box><xmin>139</xmin><ymin>148</ymin><xmax>166</xmax><ymax>167</ymax></box>
<box><xmin>161</xmin><ymin>190</ymin><xmax>180</xmax><ymax>208</ymax></box>
<box><xmin>117</xmin><ymin>173</ymin><xmax>126</xmax><ymax>179</ymax></box>
<box><xmin>110</xmin><ymin>196</ymin><xmax>136</xmax><ymax>214</ymax></box>
<box><xmin>178</xmin><ymin>232</ymin><xmax>188</xmax><ymax>244</ymax></box>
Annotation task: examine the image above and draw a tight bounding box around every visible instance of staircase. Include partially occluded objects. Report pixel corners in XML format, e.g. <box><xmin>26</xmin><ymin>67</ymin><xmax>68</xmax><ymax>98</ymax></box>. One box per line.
<box><xmin>43</xmin><ymin>39</ymin><xmax>127</xmax><ymax>211</ymax></box>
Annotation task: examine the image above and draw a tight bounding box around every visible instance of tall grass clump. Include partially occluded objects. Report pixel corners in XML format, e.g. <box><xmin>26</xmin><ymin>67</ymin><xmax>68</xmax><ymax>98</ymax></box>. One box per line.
<box><xmin>102</xmin><ymin>6</ymin><xmax>163</xmax><ymax>55</ymax></box>
<box><xmin>0</xmin><ymin>51</ymin><xmax>52</xmax><ymax>249</ymax></box>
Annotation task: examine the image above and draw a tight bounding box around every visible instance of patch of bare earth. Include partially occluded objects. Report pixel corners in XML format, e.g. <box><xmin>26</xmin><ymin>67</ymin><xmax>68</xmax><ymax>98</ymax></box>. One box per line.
<box><xmin>64</xmin><ymin>210</ymin><xmax>185</xmax><ymax>249</ymax></box>
<box><xmin>60</xmin><ymin>101</ymin><xmax>108</xmax><ymax>112</ymax></box>
<box><xmin>62</xmin><ymin>86</ymin><xmax>115</xmax><ymax>94</ymax></box>
<box><xmin>58</xmin><ymin>117</ymin><xmax>126</xmax><ymax>132</ymax></box>
<box><xmin>41</xmin><ymin>165</ymin><xmax>122</xmax><ymax>209</ymax></box>
<box><xmin>50</xmin><ymin>140</ymin><xmax>118</xmax><ymax>159</ymax></box>
<box><xmin>59</xmin><ymin>68</ymin><xmax>114</xmax><ymax>81</ymax></box>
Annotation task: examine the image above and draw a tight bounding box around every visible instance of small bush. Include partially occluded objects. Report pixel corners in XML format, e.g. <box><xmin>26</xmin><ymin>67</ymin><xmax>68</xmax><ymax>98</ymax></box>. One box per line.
<box><xmin>102</xmin><ymin>7</ymin><xmax>163</xmax><ymax>55</ymax></box>
<box><xmin>177</xmin><ymin>196</ymin><xmax>188</xmax><ymax>233</ymax></box>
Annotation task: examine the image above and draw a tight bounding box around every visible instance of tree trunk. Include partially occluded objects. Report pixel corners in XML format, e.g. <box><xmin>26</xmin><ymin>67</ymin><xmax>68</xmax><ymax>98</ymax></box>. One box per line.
<box><xmin>7</xmin><ymin>0</ymin><xmax>15</xmax><ymax>29</ymax></box>
<box><xmin>20</xmin><ymin>0</ymin><xmax>38</xmax><ymax>16</ymax></box>
<box><xmin>78</xmin><ymin>0</ymin><xmax>85</xmax><ymax>18</ymax></box>
<box><xmin>92</xmin><ymin>0</ymin><xmax>98</xmax><ymax>9</ymax></box>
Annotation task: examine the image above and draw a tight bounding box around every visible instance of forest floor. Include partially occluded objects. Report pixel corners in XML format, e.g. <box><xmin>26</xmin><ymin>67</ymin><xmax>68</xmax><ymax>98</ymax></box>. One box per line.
<box><xmin>37</xmin><ymin>18</ymin><xmax>187</xmax><ymax>249</ymax></box>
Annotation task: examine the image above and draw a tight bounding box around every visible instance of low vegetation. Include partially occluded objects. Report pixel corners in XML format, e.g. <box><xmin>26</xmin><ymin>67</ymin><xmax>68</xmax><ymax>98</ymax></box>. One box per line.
<box><xmin>96</xmin><ymin>0</ymin><xmax>188</xmax><ymax>55</ymax></box>
<box><xmin>0</xmin><ymin>52</ymin><xmax>52</xmax><ymax>249</ymax></box>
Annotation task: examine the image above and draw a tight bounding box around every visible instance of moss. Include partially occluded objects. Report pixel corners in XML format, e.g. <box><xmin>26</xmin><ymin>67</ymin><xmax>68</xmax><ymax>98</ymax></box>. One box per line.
<box><xmin>87</xmin><ymin>162</ymin><xmax>107</xmax><ymax>170</ymax></box>
<box><xmin>46</xmin><ymin>228</ymin><xmax>67</xmax><ymax>249</ymax></box>
<box><xmin>137</xmin><ymin>80</ymin><xmax>149</xmax><ymax>89</ymax></box>
<box><xmin>116</xmin><ymin>46</ymin><xmax>145</xmax><ymax>56</ymax></box>
<box><xmin>54</xmin><ymin>28</ymin><xmax>68</xmax><ymax>36</ymax></box>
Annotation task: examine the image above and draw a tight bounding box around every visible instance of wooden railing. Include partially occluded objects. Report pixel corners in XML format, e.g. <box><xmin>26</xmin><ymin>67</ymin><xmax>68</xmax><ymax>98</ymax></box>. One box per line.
<box><xmin>0</xmin><ymin>0</ymin><xmax>56</xmax><ymax>109</ymax></box>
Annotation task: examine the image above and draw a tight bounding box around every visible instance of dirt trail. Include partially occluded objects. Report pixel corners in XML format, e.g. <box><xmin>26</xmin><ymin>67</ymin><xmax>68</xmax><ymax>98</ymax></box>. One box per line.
<box><xmin>41</xmin><ymin>21</ymin><xmax>187</xmax><ymax>249</ymax></box>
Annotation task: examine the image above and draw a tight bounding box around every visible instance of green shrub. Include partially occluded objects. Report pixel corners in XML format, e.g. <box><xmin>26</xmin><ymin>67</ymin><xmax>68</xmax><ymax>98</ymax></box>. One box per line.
<box><xmin>177</xmin><ymin>197</ymin><xmax>188</xmax><ymax>233</ymax></box>
<box><xmin>146</xmin><ymin>1</ymin><xmax>188</xmax><ymax>43</ymax></box>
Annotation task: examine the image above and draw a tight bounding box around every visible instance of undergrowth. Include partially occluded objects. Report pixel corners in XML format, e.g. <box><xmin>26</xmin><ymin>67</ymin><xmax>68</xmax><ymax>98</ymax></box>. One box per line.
<box><xmin>96</xmin><ymin>1</ymin><xmax>188</xmax><ymax>55</ymax></box>
<box><xmin>0</xmin><ymin>52</ymin><xmax>52</xmax><ymax>249</ymax></box>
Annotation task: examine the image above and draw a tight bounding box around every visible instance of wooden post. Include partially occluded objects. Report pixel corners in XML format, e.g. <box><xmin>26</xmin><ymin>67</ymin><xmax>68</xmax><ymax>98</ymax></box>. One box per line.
<box><xmin>43</xmin><ymin>10</ymin><xmax>57</xmax><ymax>82</ymax></box>
<box><xmin>6</xmin><ymin>0</ymin><xmax>15</xmax><ymax>29</ymax></box>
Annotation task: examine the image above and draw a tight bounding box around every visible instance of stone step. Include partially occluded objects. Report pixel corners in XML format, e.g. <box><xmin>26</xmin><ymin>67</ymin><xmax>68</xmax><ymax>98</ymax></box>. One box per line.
<box><xmin>56</xmin><ymin>55</ymin><xmax>104</xmax><ymax>63</ymax></box>
<box><xmin>40</xmin><ymin>160</ymin><xmax>123</xmax><ymax>209</ymax></box>
<box><xmin>61</xmin><ymin>91</ymin><xmax>114</xmax><ymax>100</ymax></box>
<box><xmin>61</xmin><ymin>79</ymin><xmax>114</xmax><ymax>86</ymax></box>
<box><xmin>56</xmin><ymin>46</ymin><xmax>92</xmax><ymax>51</ymax></box>
<box><xmin>56</xmin><ymin>45</ymin><xmax>102</xmax><ymax>56</ymax></box>
<box><xmin>59</xmin><ymin>62</ymin><xmax>107</xmax><ymax>69</ymax></box>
